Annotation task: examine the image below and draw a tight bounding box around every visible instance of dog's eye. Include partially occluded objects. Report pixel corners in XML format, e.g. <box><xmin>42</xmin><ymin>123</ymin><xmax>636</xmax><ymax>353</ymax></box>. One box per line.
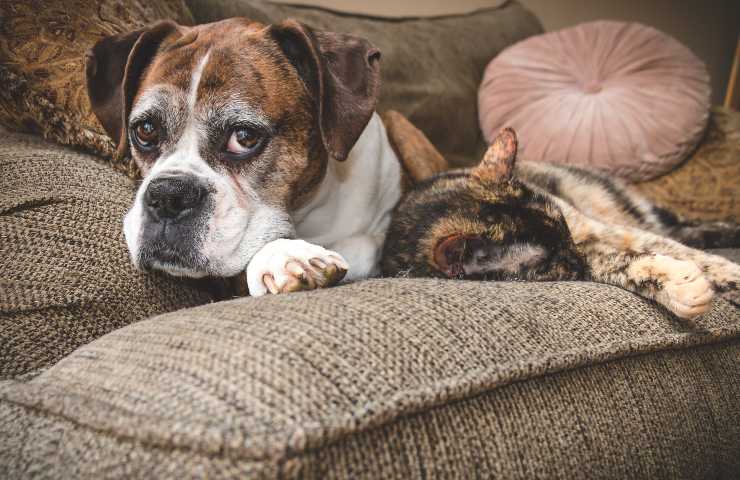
<box><xmin>132</xmin><ymin>120</ymin><xmax>160</xmax><ymax>150</ymax></box>
<box><xmin>226</xmin><ymin>127</ymin><xmax>262</xmax><ymax>155</ymax></box>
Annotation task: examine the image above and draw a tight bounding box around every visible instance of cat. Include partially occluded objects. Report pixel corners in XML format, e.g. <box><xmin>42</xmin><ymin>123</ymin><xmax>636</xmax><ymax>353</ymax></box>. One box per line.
<box><xmin>381</xmin><ymin>128</ymin><xmax>740</xmax><ymax>320</ymax></box>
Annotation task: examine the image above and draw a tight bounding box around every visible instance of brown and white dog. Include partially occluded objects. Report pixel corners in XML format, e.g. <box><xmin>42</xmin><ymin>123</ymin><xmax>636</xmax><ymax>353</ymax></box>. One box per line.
<box><xmin>86</xmin><ymin>18</ymin><xmax>403</xmax><ymax>296</ymax></box>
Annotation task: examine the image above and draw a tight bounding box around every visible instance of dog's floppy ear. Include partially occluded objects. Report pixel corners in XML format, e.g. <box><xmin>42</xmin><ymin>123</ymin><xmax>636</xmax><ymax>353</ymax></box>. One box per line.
<box><xmin>270</xmin><ymin>20</ymin><xmax>381</xmax><ymax>161</ymax></box>
<box><xmin>85</xmin><ymin>21</ymin><xmax>179</xmax><ymax>158</ymax></box>
<box><xmin>474</xmin><ymin>128</ymin><xmax>518</xmax><ymax>182</ymax></box>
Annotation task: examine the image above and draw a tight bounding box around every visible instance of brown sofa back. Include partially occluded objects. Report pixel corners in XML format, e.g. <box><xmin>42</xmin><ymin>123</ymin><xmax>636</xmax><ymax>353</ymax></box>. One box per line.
<box><xmin>185</xmin><ymin>0</ymin><xmax>543</xmax><ymax>168</ymax></box>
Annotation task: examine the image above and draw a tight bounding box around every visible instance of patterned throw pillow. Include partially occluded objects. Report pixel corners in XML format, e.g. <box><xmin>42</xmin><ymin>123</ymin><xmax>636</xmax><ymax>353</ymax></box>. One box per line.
<box><xmin>637</xmin><ymin>106</ymin><xmax>740</xmax><ymax>222</ymax></box>
<box><xmin>0</xmin><ymin>0</ymin><xmax>194</xmax><ymax>177</ymax></box>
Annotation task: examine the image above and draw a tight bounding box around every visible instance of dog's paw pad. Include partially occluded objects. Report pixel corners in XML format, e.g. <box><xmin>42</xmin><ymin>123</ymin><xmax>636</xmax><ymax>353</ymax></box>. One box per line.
<box><xmin>246</xmin><ymin>239</ymin><xmax>348</xmax><ymax>296</ymax></box>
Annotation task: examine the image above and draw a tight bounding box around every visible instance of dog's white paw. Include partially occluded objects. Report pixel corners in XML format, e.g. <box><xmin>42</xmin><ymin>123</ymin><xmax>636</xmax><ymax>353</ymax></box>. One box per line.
<box><xmin>246</xmin><ymin>239</ymin><xmax>349</xmax><ymax>296</ymax></box>
<box><xmin>641</xmin><ymin>255</ymin><xmax>715</xmax><ymax>320</ymax></box>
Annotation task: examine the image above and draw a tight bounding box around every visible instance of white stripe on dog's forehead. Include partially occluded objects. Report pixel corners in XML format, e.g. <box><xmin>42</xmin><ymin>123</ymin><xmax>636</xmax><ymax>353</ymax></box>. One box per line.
<box><xmin>171</xmin><ymin>49</ymin><xmax>212</xmax><ymax>168</ymax></box>
<box><xmin>188</xmin><ymin>49</ymin><xmax>211</xmax><ymax>114</ymax></box>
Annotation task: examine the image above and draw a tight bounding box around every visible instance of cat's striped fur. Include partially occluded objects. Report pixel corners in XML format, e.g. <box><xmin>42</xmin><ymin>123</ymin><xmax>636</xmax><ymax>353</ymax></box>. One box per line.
<box><xmin>381</xmin><ymin>129</ymin><xmax>740</xmax><ymax>320</ymax></box>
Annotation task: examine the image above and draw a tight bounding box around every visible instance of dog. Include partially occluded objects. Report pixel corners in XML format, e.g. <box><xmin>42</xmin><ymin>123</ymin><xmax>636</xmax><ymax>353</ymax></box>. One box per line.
<box><xmin>86</xmin><ymin>18</ymin><xmax>403</xmax><ymax>296</ymax></box>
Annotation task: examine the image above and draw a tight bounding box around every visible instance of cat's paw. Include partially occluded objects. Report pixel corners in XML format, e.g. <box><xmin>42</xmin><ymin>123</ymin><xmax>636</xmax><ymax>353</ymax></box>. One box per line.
<box><xmin>246</xmin><ymin>239</ymin><xmax>348</xmax><ymax>296</ymax></box>
<box><xmin>632</xmin><ymin>255</ymin><xmax>714</xmax><ymax>320</ymax></box>
<box><xmin>657</xmin><ymin>260</ymin><xmax>714</xmax><ymax>320</ymax></box>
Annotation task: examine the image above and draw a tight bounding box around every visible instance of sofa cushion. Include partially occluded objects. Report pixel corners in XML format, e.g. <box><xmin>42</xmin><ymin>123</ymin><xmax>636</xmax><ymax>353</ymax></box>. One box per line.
<box><xmin>1</xmin><ymin>278</ymin><xmax>738</xmax><ymax>478</ymax></box>
<box><xmin>0</xmin><ymin>128</ymin><xmax>221</xmax><ymax>380</ymax></box>
<box><xmin>637</xmin><ymin>106</ymin><xmax>740</xmax><ymax>222</ymax></box>
<box><xmin>184</xmin><ymin>0</ymin><xmax>543</xmax><ymax>169</ymax></box>
<box><xmin>0</xmin><ymin>0</ymin><xmax>194</xmax><ymax>177</ymax></box>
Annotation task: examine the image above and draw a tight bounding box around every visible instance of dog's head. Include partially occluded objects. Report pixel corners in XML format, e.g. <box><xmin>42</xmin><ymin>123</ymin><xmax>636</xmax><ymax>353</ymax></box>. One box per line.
<box><xmin>86</xmin><ymin>18</ymin><xmax>380</xmax><ymax>277</ymax></box>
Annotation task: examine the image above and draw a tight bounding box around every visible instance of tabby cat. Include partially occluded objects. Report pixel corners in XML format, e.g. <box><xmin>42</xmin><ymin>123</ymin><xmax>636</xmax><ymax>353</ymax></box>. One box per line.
<box><xmin>381</xmin><ymin>128</ymin><xmax>740</xmax><ymax>320</ymax></box>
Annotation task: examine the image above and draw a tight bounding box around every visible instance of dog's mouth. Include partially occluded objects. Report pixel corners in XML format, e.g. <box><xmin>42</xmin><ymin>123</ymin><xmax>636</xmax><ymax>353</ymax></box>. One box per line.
<box><xmin>137</xmin><ymin>216</ymin><xmax>210</xmax><ymax>277</ymax></box>
<box><xmin>138</xmin><ymin>240</ymin><xmax>210</xmax><ymax>277</ymax></box>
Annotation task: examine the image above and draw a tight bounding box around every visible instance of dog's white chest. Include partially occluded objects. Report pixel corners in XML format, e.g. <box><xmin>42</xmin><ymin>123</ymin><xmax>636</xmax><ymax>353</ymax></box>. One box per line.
<box><xmin>293</xmin><ymin>113</ymin><xmax>402</xmax><ymax>279</ymax></box>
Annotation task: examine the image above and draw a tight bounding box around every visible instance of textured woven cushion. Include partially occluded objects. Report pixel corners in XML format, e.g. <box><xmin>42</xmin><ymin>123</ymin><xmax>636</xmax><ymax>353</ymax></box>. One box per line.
<box><xmin>637</xmin><ymin>106</ymin><xmax>740</xmax><ymax>222</ymax></box>
<box><xmin>0</xmin><ymin>0</ymin><xmax>194</xmax><ymax>177</ymax></box>
<box><xmin>185</xmin><ymin>0</ymin><xmax>543</xmax><ymax>169</ymax></box>
<box><xmin>479</xmin><ymin>21</ymin><xmax>711</xmax><ymax>182</ymax></box>
<box><xmin>0</xmin><ymin>128</ymin><xmax>219</xmax><ymax>380</ymax></box>
<box><xmin>1</xmin><ymin>279</ymin><xmax>738</xmax><ymax>478</ymax></box>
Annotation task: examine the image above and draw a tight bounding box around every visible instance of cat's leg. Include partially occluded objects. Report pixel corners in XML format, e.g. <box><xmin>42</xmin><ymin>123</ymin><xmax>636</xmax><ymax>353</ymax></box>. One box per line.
<box><xmin>557</xmin><ymin>198</ymin><xmax>740</xmax><ymax>294</ymax></box>
<box><xmin>554</xmin><ymin>198</ymin><xmax>739</xmax><ymax>319</ymax></box>
<box><xmin>625</xmin><ymin>255</ymin><xmax>715</xmax><ymax>319</ymax></box>
<box><xmin>581</xmin><ymin>246</ymin><xmax>714</xmax><ymax>320</ymax></box>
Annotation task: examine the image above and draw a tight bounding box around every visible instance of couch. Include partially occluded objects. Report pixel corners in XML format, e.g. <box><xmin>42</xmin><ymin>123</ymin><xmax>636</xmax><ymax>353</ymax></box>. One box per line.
<box><xmin>1</xmin><ymin>1</ymin><xmax>739</xmax><ymax>478</ymax></box>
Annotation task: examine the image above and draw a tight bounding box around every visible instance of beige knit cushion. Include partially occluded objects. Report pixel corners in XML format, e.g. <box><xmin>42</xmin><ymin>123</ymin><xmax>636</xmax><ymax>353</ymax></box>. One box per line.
<box><xmin>0</xmin><ymin>128</ymin><xmax>220</xmax><ymax>379</ymax></box>
<box><xmin>1</xmin><ymin>279</ymin><xmax>738</xmax><ymax>477</ymax></box>
<box><xmin>0</xmin><ymin>0</ymin><xmax>194</xmax><ymax>177</ymax></box>
<box><xmin>479</xmin><ymin>21</ymin><xmax>711</xmax><ymax>182</ymax></box>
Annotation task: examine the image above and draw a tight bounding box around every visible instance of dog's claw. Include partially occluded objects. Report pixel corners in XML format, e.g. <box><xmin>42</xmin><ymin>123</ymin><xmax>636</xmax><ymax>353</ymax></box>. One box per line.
<box><xmin>285</xmin><ymin>260</ymin><xmax>307</xmax><ymax>279</ymax></box>
<box><xmin>309</xmin><ymin>258</ymin><xmax>327</xmax><ymax>270</ymax></box>
<box><xmin>310</xmin><ymin>258</ymin><xmax>347</xmax><ymax>288</ymax></box>
<box><xmin>263</xmin><ymin>274</ymin><xmax>279</xmax><ymax>295</ymax></box>
<box><xmin>281</xmin><ymin>275</ymin><xmax>305</xmax><ymax>293</ymax></box>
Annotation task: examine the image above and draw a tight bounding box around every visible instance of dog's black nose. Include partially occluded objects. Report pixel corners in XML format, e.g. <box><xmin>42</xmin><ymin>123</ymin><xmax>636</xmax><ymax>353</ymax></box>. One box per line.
<box><xmin>145</xmin><ymin>175</ymin><xmax>207</xmax><ymax>220</ymax></box>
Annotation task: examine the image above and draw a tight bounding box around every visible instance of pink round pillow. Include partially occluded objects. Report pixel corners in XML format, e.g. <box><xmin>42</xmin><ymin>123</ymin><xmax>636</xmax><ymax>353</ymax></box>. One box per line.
<box><xmin>478</xmin><ymin>21</ymin><xmax>711</xmax><ymax>182</ymax></box>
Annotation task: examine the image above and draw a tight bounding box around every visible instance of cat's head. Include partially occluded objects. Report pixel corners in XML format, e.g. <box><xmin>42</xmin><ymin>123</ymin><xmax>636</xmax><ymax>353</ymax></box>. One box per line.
<box><xmin>381</xmin><ymin>128</ymin><xmax>586</xmax><ymax>281</ymax></box>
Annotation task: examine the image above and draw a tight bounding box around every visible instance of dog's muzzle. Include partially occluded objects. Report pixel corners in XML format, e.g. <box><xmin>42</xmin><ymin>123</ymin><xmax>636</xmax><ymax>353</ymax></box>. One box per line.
<box><xmin>136</xmin><ymin>174</ymin><xmax>212</xmax><ymax>273</ymax></box>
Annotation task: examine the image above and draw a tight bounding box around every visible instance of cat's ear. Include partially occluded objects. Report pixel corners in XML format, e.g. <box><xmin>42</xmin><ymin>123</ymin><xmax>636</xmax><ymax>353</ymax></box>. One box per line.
<box><xmin>474</xmin><ymin>127</ymin><xmax>518</xmax><ymax>182</ymax></box>
<box><xmin>433</xmin><ymin>234</ymin><xmax>546</xmax><ymax>278</ymax></box>
<box><xmin>433</xmin><ymin>234</ymin><xmax>473</xmax><ymax>277</ymax></box>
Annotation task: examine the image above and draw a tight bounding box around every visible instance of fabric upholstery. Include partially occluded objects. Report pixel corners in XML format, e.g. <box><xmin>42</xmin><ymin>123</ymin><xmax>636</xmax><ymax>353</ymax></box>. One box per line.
<box><xmin>0</xmin><ymin>128</ymin><xmax>221</xmax><ymax>380</ymax></box>
<box><xmin>637</xmin><ymin>106</ymin><xmax>740</xmax><ymax>222</ymax></box>
<box><xmin>0</xmin><ymin>0</ymin><xmax>194</xmax><ymax>177</ymax></box>
<box><xmin>1</xmin><ymin>278</ymin><xmax>738</xmax><ymax>478</ymax></box>
<box><xmin>185</xmin><ymin>0</ymin><xmax>543</xmax><ymax>169</ymax></box>
<box><xmin>478</xmin><ymin>21</ymin><xmax>711</xmax><ymax>182</ymax></box>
